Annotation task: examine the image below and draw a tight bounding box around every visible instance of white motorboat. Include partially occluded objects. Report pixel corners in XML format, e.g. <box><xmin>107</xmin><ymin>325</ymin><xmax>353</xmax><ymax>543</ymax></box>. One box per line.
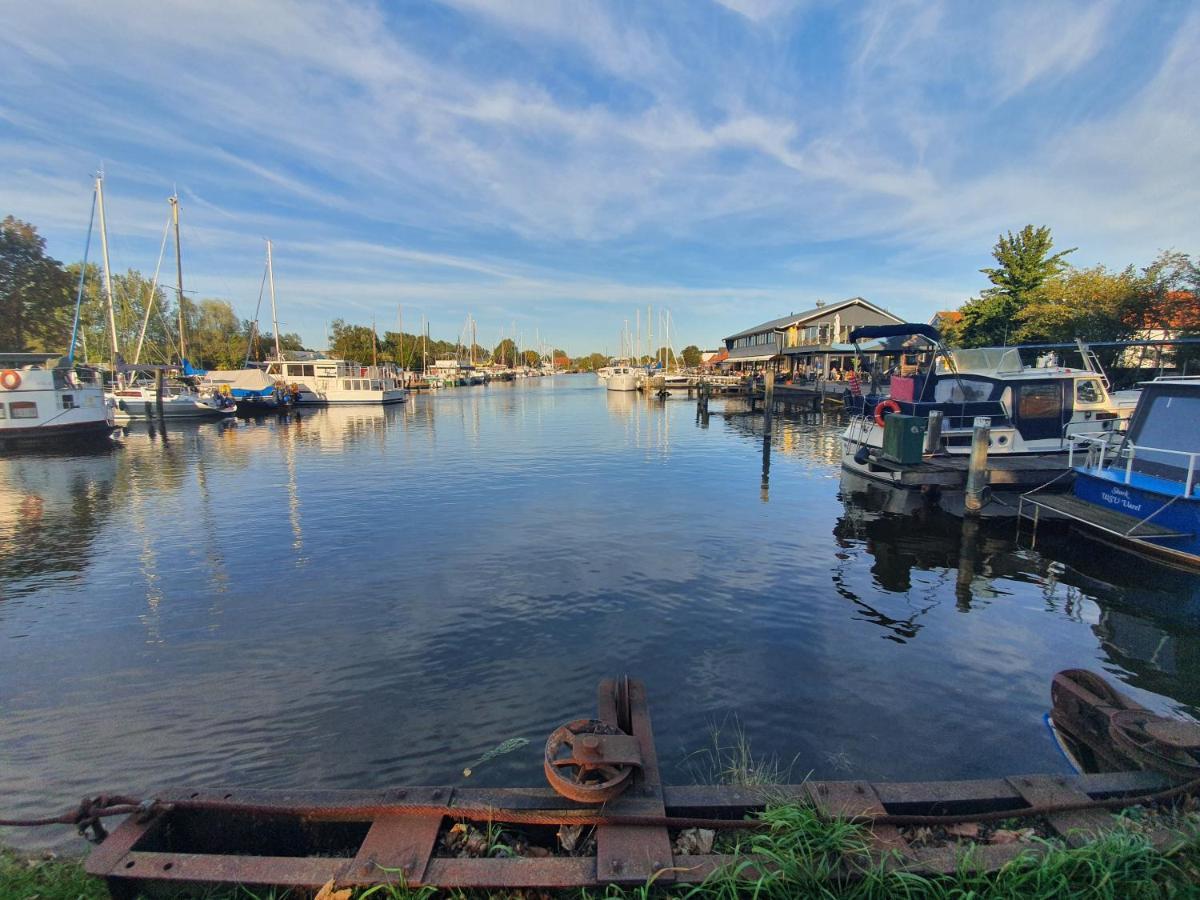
<box><xmin>109</xmin><ymin>378</ymin><xmax>237</xmax><ymax>419</ymax></box>
<box><xmin>265</xmin><ymin>358</ymin><xmax>407</xmax><ymax>404</ymax></box>
<box><xmin>0</xmin><ymin>354</ymin><xmax>116</xmax><ymax>449</ymax></box>
<box><xmin>605</xmin><ymin>365</ymin><xmax>640</xmax><ymax>392</ymax></box>
<box><xmin>840</xmin><ymin>326</ymin><xmax>1135</xmax><ymax>486</ymax></box>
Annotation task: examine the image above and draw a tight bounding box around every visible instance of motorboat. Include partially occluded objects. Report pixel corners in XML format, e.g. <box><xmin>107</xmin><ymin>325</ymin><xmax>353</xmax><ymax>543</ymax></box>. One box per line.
<box><xmin>108</xmin><ymin>372</ymin><xmax>237</xmax><ymax>419</ymax></box>
<box><xmin>0</xmin><ymin>353</ymin><xmax>116</xmax><ymax>448</ymax></box>
<box><xmin>605</xmin><ymin>365</ymin><xmax>640</xmax><ymax>392</ymax></box>
<box><xmin>199</xmin><ymin>366</ymin><xmax>295</xmax><ymax>412</ymax></box>
<box><xmin>265</xmin><ymin>358</ymin><xmax>407</xmax><ymax>404</ymax></box>
<box><xmin>841</xmin><ymin>324</ymin><xmax>1135</xmax><ymax>485</ymax></box>
<box><xmin>1020</xmin><ymin>377</ymin><xmax>1200</xmax><ymax>570</ymax></box>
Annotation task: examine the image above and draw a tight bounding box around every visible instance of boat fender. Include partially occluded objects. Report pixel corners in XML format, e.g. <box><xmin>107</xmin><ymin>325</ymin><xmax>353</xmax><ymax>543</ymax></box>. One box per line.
<box><xmin>873</xmin><ymin>399</ymin><xmax>901</xmax><ymax>427</ymax></box>
<box><xmin>0</xmin><ymin>370</ymin><xmax>21</xmax><ymax>390</ymax></box>
<box><xmin>853</xmin><ymin>446</ymin><xmax>871</xmax><ymax>466</ymax></box>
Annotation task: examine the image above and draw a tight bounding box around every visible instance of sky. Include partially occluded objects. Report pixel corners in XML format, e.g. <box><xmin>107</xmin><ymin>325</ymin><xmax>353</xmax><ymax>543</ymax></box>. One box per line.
<box><xmin>2</xmin><ymin>0</ymin><xmax>1197</xmax><ymax>355</ymax></box>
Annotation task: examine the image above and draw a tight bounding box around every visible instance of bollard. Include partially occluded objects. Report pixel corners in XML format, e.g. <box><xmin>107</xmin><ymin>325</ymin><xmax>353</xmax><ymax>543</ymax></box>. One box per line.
<box><xmin>925</xmin><ymin>409</ymin><xmax>944</xmax><ymax>455</ymax></box>
<box><xmin>154</xmin><ymin>368</ymin><xmax>165</xmax><ymax>419</ymax></box>
<box><xmin>763</xmin><ymin>370</ymin><xmax>775</xmax><ymax>435</ymax></box>
<box><xmin>964</xmin><ymin>416</ymin><xmax>990</xmax><ymax>514</ymax></box>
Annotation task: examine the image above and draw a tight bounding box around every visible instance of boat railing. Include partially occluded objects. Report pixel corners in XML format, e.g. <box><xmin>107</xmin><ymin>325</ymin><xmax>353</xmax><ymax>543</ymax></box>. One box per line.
<box><xmin>1069</xmin><ymin>432</ymin><xmax>1200</xmax><ymax>497</ymax></box>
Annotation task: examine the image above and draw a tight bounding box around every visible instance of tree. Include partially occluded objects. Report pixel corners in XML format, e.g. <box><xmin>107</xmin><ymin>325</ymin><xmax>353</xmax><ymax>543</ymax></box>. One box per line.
<box><xmin>521</xmin><ymin>349</ymin><xmax>540</xmax><ymax>367</ymax></box>
<box><xmin>955</xmin><ymin>225</ymin><xmax>1076</xmax><ymax>347</ymax></box>
<box><xmin>1014</xmin><ymin>265</ymin><xmax>1142</xmax><ymax>345</ymax></box>
<box><xmin>330</xmin><ymin>319</ymin><xmax>378</xmax><ymax>364</ymax></box>
<box><xmin>0</xmin><ymin>216</ymin><xmax>73</xmax><ymax>352</ymax></box>
<box><xmin>681</xmin><ymin>345</ymin><xmax>702</xmax><ymax>368</ymax></box>
<box><xmin>493</xmin><ymin>338</ymin><xmax>518</xmax><ymax>367</ymax></box>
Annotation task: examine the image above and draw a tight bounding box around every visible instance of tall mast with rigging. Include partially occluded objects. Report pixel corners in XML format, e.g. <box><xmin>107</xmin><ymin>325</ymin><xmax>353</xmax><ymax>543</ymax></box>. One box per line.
<box><xmin>267</xmin><ymin>239</ymin><xmax>282</xmax><ymax>363</ymax></box>
<box><xmin>170</xmin><ymin>194</ymin><xmax>187</xmax><ymax>364</ymax></box>
<box><xmin>95</xmin><ymin>173</ymin><xmax>120</xmax><ymax>375</ymax></box>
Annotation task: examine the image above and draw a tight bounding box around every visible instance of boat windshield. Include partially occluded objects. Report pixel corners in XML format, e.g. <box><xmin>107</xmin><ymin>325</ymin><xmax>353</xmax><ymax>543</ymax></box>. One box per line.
<box><xmin>1129</xmin><ymin>387</ymin><xmax>1200</xmax><ymax>482</ymax></box>
<box><xmin>943</xmin><ymin>348</ymin><xmax>1023</xmax><ymax>375</ymax></box>
<box><xmin>932</xmin><ymin>376</ymin><xmax>995</xmax><ymax>402</ymax></box>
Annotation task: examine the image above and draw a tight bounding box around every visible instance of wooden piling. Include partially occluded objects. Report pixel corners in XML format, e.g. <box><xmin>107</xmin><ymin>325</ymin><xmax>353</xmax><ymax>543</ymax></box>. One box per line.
<box><xmin>925</xmin><ymin>410</ymin><xmax>944</xmax><ymax>455</ymax></box>
<box><xmin>964</xmin><ymin>417</ymin><xmax>991</xmax><ymax>514</ymax></box>
<box><xmin>763</xmin><ymin>370</ymin><xmax>774</xmax><ymax>435</ymax></box>
<box><xmin>154</xmin><ymin>368</ymin><xmax>165</xmax><ymax>418</ymax></box>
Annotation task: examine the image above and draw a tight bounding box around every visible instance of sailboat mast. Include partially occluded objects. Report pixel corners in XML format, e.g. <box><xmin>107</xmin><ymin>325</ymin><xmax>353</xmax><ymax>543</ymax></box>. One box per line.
<box><xmin>171</xmin><ymin>195</ymin><xmax>186</xmax><ymax>363</ymax></box>
<box><xmin>95</xmin><ymin>174</ymin><xmax>120</xmax><ymax>373</ymax></box>
<box><xmin>372</xmin><ymin>316</ymin><xmax>378</xmax><ymax>366</ymax></box>
<box><xmin>266</xmin><ymin>240</ymin><xmax>282</xmax><ymax>363</ymax></box>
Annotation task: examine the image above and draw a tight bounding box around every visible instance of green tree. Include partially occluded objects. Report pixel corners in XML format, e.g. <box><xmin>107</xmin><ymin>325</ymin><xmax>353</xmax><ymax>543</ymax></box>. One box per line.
<box><xmin>0</xmin><ymin>216</ymin><xmax>73</xmax><ymax>352</ymax></box>
<box><xmin>330</xmin><ymin>319</ymin><xmax>377</xmax><ymax>364</ymax></box>
<box><xmin>956</xmin><ymin>225</ymin><xmax>1076</xmax><ymax>347</ymax></box>
<box><xmin>493</xmin><ymin>338</ymin><xmax>518</xmax><ymax>367</ymax></box>
<box><xmin>1014</xmin><ymin>265</ymin><xmax>1142</xmax><ymax>345</ymax></box>
<box><xmin>681</xmin><ymin>345</ymin><xmax>702</xmax><ymax>367</ymax></box>
<box><xmin>521</xmin><ymin>349</ymin><xmax>540</xmax><ymax>367</ymax></box>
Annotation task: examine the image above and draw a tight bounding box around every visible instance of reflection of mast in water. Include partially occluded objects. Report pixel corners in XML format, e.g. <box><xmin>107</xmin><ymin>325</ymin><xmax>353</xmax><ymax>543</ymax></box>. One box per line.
<box><xmin>760</xmin><ymin>427</ymin><xmax>771</xmax><ymax>502</ymax></box>
<box><xmin>193</xmin><ymin>428</ymin><xmax>231</xmax><ymax>615</ymax></box>
<box><xmin>282</xmin><ymin>417</ymin><xmax>307</xmax><ymax>565</ymax></box>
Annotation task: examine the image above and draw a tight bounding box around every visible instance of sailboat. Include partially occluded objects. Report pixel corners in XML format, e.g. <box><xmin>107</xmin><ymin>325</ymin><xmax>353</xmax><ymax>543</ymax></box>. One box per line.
<box><xmin>0</xmin><ymin>178</ymin><xmax>117</xmax><ymax>449</ymax></box>
<box><xmin>105</xmin><ymin>192</ymin><xmax>235</xmax><ymax>419</ymax></box>
<box><xmin>198</xmin><ymin>240</ymin><xmax>295</xmax><ymax>412</ymax></box>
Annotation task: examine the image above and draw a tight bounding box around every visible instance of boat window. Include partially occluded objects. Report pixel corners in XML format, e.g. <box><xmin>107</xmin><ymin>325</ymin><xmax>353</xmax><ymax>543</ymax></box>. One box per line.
<box><xmin>61</xmin><ymin>394</ymin><xmax>76</xmax><ymax>409</ymax></box>
<box><xmin>372</xmin><ymin>381</ymin><xmax>381</xmax><ymax>391</ymax></box>
<box><xmin>1076</xmin><ymin>379</ymin><xmax>1102</xmax><ymax>404</ymax></box>
<box><xmin>9</xmin><ymin>401</ymin><xmax>38</xmax><ymax>419</ymax></box>
<box><xmin>0</xmin><ymin>405</ymin><xmax>6</xmax><ymax>419</ymax></box>
<box><xmin>303</xmin><ymin>365</ymin><xmax>315</xmax><ymax>377</ymax></box>
<box><xmin>1016</xmin><ymin>383</ymin><xmax>1061</xmax><ymax>418</ymax></box>
<box><xmin>932</xmin><ymin>377</ymin><xmax>992</xmax><ymax>402</ymax></box>
<box><xmin>1130</xmin><ymin>391</ymin><xmax>1200</xmax><ymax>482</ymax></box>
<box><xmin>343</xmin><ymin>379</ymin><xmax>353</xmax><ymax>391</ymax></box>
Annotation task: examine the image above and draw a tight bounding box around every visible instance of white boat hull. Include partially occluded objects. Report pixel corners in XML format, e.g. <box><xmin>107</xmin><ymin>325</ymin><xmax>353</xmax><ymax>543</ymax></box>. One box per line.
<box><xmin>606</xmin><ymin>374</ymin><xmax>639</xmax><ymax>392</ymax></box>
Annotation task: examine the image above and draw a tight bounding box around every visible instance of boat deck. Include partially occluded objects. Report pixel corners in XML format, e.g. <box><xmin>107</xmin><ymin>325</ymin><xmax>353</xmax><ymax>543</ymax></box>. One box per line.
<box><xmin>1021</xmin><ymin>491</ymin><xmax>1194</xmax><ymax>539</ymax></box>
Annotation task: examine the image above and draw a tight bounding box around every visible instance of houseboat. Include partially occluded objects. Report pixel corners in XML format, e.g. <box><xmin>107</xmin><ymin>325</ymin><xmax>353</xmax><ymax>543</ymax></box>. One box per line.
<box><xmin>841</xmin><ymin>324</ymin><xmax>1135</xmax><ymax>486</ymax></box>
<box><xmin>1020</xmin><ymin>377</ymin><xmax>1200</xmax><ymax>570</ymax></box>
<box><xmin>264</xmin><ymin>358</ymin><xmax>406</xmax><ymax>405</ymax></box>
<box><xmin>0</xmin><ymin>353</ymin><xmax>116</xmax><ymax>448</ymax></box>
<box><xmin>605</xmin><ymin>365</ymin><xmax>640</xmax><ymax>392</ymax></box>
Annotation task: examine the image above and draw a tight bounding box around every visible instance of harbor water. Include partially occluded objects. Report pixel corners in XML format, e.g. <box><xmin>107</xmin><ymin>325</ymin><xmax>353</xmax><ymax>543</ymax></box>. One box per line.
<box><xmin>2</xmin><ymin>375</ymin><xmax>1199</xmax><ymax>848</ymax></box>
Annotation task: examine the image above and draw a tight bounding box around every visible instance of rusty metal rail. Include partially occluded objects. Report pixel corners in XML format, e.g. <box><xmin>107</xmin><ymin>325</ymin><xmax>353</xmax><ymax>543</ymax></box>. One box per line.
<box><xmin>64</xmin><ymin>674</ymin><xmax>1200</xmax><ymax>895</ymax></box>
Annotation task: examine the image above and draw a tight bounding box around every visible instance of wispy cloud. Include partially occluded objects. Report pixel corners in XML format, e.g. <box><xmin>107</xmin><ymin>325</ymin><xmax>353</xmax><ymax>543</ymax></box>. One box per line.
<box><xmin>0</xmin><ymin>0</ymin><xmax>1194</xmax><ymax>351</ymax></box>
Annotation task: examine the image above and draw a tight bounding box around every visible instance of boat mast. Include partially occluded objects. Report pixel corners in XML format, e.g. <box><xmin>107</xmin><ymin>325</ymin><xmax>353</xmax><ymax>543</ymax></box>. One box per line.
<box><xmin>372</xmin><ymin>316</ymin><xmax>378</xmax><ymax>366</ymax></box>
<box><xmin>67</xmin><ymin>185</ymin><xmax>97</xmax><ymax>366</ymax></box>
<box><xmin>267</xmin><ymin>239</ymin><xmax>282</xmax><ymax>363</ymax></box>
<box><xmin>647</xmin><ymin>305</ymin><xmax>652</xmax><ymax>367</ymax></box>
<box><xmin>171</xmin><ymin>194</ymin><xmax>187</xmax><ymax>364</ymax></box>
<box><xmin>95</xmin><ymin>173</ymin><xmax>121</xmax><ymax>376</ymax></box>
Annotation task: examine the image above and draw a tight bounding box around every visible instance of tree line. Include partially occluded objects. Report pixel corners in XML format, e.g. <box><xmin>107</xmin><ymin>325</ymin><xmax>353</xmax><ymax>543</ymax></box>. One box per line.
<box><xmin>942</xmin><ymin>225</ymin><xmax>1199</xmax><ymax>369</ymax></box>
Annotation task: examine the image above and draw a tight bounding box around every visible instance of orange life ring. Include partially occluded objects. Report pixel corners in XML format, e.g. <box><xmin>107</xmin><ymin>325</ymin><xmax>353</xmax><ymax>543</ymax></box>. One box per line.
<box><xmin>873</xmin><ymin>399</ymin><xmax>901</xmax><ymax>427</ymax></box>
<box><xmin>0</xmin><ymin>370</ymin><xmax>20</xmax><ymax>390</ymax></box>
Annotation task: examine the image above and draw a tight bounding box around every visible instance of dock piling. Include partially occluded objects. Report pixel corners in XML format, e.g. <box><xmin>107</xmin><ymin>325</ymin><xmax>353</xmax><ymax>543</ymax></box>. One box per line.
<box><xmin>762</xmin><ymin>370</ymin><xmax>774</xmax><ymax>435</ymax></box>
<box><xmin>925</xmin><ymin>410</ymin><xmax>944</xmax><ymax>455</ymax></box>
<box><xmin>964</xmin><ymin>417</ymin><xmax>991</xmax><ymax>514</ymax></box>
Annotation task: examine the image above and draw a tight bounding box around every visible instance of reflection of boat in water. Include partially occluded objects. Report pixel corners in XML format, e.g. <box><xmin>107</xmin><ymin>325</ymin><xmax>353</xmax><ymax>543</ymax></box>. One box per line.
<box><xmin>1021</xmin><ymin>377</ymin><xmax>1200</xmax><ymax>571</ymax></box>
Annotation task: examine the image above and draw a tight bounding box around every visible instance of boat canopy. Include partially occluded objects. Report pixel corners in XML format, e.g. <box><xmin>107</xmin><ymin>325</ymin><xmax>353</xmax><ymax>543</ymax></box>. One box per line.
<box><xmin>943</xmin><ymin>348</ymin><xmax>1025</xmax><ymax>376</ymax></box>
<box><xmin>847</xmin><ymin>323</ymin><xmax>941</xmax><ymax>343</ymax></box>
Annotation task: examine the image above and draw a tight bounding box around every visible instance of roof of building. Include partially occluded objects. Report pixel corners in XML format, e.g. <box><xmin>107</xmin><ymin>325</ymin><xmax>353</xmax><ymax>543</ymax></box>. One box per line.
<box><xmin>722</xmin><ymin>297</ymin><xmax>900</xmax><ymax>342</ymax></box>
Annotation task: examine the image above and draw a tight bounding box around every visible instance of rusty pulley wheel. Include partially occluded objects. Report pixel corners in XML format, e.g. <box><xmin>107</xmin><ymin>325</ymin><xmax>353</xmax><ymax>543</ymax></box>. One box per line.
<box><xmin>1108</xmin><ymin>709</ymin><xmax>1200</xmax><ymax>779</ymax></box>
<box><xmin>544</xmin><ymin>719</ymin><xmax>640</xmax><ymax>803</ymax></box>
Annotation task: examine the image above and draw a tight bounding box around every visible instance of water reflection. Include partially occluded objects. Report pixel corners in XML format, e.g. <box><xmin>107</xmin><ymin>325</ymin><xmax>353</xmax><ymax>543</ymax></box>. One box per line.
<box><xmin>4</xmin><ymin>379</ymin><xmax>1200</xmax><ymax>853</ymax></box>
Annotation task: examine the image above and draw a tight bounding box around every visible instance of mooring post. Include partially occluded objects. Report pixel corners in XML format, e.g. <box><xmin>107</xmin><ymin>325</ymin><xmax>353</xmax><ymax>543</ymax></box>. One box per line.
<box><xmin>964</xmin><ymin>416</ymin><xmax>991</xmax><ymax>514</ymax></box>
<box><xmin>763</xmin><ymin>369</ymin><xmax>774</xmax><ymax>435</ymax></box>
<box><xmin>926</xmin><ymin>409</ymin><xmax>944</xmax><ymax>455</ymax></box>
<box><xmin>154</xmin><ymin>368</ymin><xmax>165</xmax><ymax>419</ymax></box>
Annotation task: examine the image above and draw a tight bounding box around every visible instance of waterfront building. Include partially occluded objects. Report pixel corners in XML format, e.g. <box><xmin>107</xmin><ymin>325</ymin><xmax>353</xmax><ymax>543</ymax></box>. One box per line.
<box><xmin>721</xmin><ymin>297</ymin><xmax>905</xmax><ymax>378</ymax></box>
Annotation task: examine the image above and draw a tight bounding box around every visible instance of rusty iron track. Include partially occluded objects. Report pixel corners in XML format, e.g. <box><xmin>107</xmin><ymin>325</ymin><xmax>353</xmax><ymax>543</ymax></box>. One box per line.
<box><xmin>53</xmin><ymin>674</ymin><xmax>1200</xmax><ymax>895</ymax></box>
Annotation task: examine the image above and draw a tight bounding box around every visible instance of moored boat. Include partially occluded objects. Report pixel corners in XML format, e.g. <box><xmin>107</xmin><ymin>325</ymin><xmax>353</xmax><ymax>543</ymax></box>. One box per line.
<box><xmin>841</xmin><ymin>324</ymin><xmax>1133</xmax><ymax>486</ymax></box>
<box><xmin>0</xmin><ymin>354</ymin><xmax>116</xmax><ymax>449</ymax></box>
<box><xmin>264</xmin><ymin>358</ymin><xmax>407</xmax><ymax>404</ymax></box>
<box><xmin>605</xmin><ymin>365</ymin><xmax>640</xmax><ymax>392</ymax></box>
<box><xmin>1020</xmin><ymin>377</ymin><xmax>1200</xmax><ymax>570</ymax></box>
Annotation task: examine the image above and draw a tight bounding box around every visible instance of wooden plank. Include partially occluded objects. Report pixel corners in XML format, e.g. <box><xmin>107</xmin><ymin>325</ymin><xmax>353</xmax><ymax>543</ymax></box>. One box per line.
<box><xmin>1007</xmin><ymin>775</ymin><xmax>1113</xmax><ymax>847</ymax></box>
<box><xmin>806</xmin><ymin>781</ymin><xmax>906</xmax><ymax>853</ymax></box>
<box><xmin>342</xmin><ymin>813</ymin><xmax>443</xmax><ymax>886</ymax></box>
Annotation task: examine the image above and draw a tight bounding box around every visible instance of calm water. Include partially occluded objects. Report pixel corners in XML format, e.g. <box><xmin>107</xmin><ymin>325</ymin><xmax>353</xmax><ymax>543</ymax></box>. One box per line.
<box><xmin>3</xmin><ymin>375</ymin><xmax>1199</xmax><ymax>847</ymax></box>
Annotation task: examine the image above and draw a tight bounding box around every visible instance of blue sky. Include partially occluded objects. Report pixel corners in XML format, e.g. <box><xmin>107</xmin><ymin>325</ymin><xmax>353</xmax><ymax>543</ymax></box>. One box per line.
<box><xmin>2</xmin><ymin>0</ymin><xmax>1197</xmax><ymax>354</ymax></box>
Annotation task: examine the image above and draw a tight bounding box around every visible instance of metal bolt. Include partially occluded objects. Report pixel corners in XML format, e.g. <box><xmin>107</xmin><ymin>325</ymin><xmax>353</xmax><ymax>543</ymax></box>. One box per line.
<box><xmin>610</xmin><ymin>860</ymin><xmax>622</xmax><ymax>873</ymax></box>
<box><xmin>431</xmin><ymin>789</ymin><xmax>442</xmax><ymax>800</ymax></box>
<box><xmin>395</xmin><ymin>790</ymin><xmax>408</xmax><ymax>800</ymax></box>
<box><xmin>854</xmin><ymin>785</ymin><xmax>864</xmax><ymax>794</ymax></box>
